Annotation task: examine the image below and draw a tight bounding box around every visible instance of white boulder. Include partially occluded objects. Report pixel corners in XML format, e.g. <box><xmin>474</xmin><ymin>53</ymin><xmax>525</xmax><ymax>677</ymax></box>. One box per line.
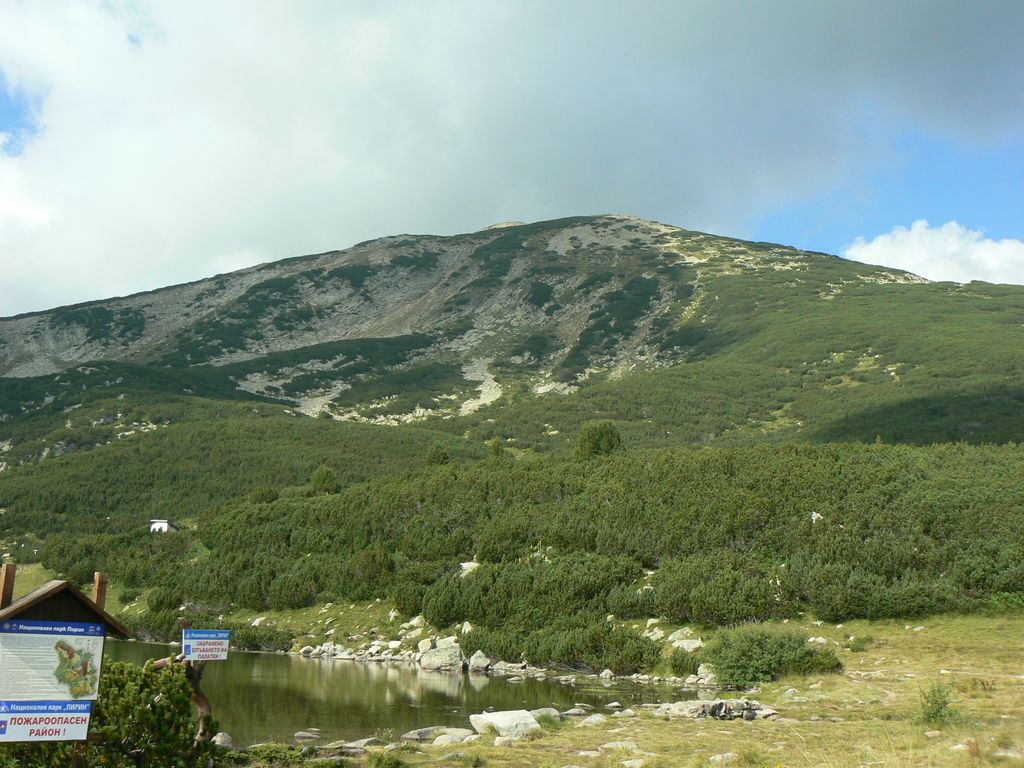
<box><xmin>420</xmin><ymin>644</ymin><xmax>465</xmax><ymax>671</ymax></box>
<box><xmin>469</xmin><ymin>710</ymin><xmax>541</xmax><ymax>739</ymax></box>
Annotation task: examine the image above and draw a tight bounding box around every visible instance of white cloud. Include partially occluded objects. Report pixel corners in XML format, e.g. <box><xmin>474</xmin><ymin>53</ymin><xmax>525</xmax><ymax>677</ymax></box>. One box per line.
<box><xmin>0</xmin><ymin>1</ymin><xmax>1022</xmax><ymax>315</ymax></box>
<box><xmin>842</xmin><ymin>220</ymin><xmax>1024</xmax><ymax>285</ymax></box>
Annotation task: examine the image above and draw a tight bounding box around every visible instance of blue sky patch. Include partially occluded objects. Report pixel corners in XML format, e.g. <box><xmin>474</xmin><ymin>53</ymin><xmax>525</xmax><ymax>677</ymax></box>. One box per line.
<box><xmin>752</xmin><ymin>132</ymin><xmax>1024</xmax><ymax>256</ymax></box>
<box><xmin>0</xmin><ymin>70</ymin><xmax>41</xmax><ymax>156</ymax></box>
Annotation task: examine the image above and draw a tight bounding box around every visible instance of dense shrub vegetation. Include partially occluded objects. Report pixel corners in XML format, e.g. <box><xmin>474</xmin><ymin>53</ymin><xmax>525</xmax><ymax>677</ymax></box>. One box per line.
<box><xmin>6</xmin><ymin>441</ymin><xmax>1024</xmax><ymax>669</ymax></box>
<box><xmin>703</xmin><ymin>628</ymin><xmax>844</xmax><ymax>687</ymax></box>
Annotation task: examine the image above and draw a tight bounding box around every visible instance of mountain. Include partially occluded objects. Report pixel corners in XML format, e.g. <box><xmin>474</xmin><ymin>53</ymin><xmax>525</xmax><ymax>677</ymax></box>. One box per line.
<box><xmin>4</xmin><ymin>215</ymin><xmax>1024</xmax><ymax>663</ymax></box>
<box><xmin>3</xmin><ymin>214</ymin><xmax>1024</xmax><ymax>443</ymax></box>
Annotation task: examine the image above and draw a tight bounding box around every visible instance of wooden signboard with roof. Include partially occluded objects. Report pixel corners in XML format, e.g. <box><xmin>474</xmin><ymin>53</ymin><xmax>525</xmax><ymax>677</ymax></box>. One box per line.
<box><xmin>0</xmin><ymin>564</ymin><xmax>127</xmax><ymax>763</ymax></box>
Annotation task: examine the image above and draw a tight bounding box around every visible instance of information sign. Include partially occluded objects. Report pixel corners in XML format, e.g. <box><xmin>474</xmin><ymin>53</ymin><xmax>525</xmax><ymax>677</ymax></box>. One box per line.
<box><xmin>0</xmin><ymin>620</ymin><xmax>105</xmax><ymax>742</ymax></box>
<box><xmin>0</xmin><ymin>701</ymin><xmax>92</xmax><ymax>743</ymax></box>
<box><xmin>182</xmin><ymin>629</ymin><xmax>230</xmax><ymax>661</ymax></box>
<box><xmin>0</xmin><ymin>620</ymin><xmax>105</xmax><ymax>701</ymax></box>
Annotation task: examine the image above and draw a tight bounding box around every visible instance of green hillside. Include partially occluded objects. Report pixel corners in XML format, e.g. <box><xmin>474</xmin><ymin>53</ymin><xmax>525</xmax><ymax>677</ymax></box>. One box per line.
<box><xmin>19</xmin><ymin>441</ymin><xmax>1024</xmax><ymax>671</ymax></box>
<box><xmin>2</xmin><ymin>216</ymin><xmax>1024</xmax><ymax>668</ymax></box>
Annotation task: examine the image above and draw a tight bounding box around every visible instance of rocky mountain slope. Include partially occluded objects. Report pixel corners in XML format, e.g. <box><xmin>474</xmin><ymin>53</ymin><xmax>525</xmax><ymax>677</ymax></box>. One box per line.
<box><xmin>3</xmin><ymin>213</ymin><xmax>1024</xmax><ymax>467</ymax></box>
<box><xmin>1</xmin><ymin>215</ymin><xmax>944</xmax><ymax>415</ymax></box>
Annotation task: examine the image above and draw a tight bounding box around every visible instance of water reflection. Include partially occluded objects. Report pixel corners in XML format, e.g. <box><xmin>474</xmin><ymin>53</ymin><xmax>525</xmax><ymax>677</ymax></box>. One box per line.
<box><xmin>107</xmin><ymin>641</ymin><xmax>681</xmax><ymax>746</ymax></box>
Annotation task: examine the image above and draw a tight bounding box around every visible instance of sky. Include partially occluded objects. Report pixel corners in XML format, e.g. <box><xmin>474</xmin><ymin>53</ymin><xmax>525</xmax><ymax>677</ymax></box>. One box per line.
<box><xmin>1</xmin><ymin>1</ymin><xmax>1022</xmax><ymax>316</ymax></box>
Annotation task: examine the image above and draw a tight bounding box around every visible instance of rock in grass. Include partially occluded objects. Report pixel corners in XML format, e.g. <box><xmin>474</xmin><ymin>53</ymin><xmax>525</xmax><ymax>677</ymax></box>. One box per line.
<box><xmin>428</xmin><ymin>728</ymin><xmax>475</xmax><ymax>746</ymax></box>
<box><xmin>432</xmin><ymin>734</ymin><xmax>468</xmax><ymax>747</ymax></box>
<box><xmin>600</xmin><ymin>740</ymin><xmax>641</xmax><ymax>753</ymax></box>
<box><xmin>469</xmin><ymin>710</ymin><xmax>541</xmax><ymax>739</ymax></box>
<box><xmin>345</xmin><ymin>738</ymin><xmax>383</xmax><ymax>748</ymax></box>
<box><xmin>401</xmin><ymin>726</ymin><xmax>448</xmax><ymax>742</ymax></box>
<box><xmin>576</xmin><ymin>714</ymin><xmax>608</xmax><ymax>727</ymax></box>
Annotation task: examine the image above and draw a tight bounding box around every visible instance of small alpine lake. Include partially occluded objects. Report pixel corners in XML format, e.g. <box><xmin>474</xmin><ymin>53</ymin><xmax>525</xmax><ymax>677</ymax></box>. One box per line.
<box><xmin>107</xmin><ymin>640</ymin><xmax>686</xmax><ymax>747</ymax></box>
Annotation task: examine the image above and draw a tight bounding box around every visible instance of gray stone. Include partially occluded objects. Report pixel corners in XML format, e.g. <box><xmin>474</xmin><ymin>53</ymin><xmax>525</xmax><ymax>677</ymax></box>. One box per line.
<box><xmin>654</xmin><ymin>698</ymin><xmax>777</xmax><ymax>721</ymax></box>
<box><xmin>599</xmin><ymin>668</ymin><xmax>614</xmax><ymax>679</ymax></box>
<box><xmin>605</xmin><ymin>701</ymin><xmax>622</xmax><ymax>709</ymax></box>
<box><xmin>666</xmin><ymin>627</ymin><xmax>694</xmax><ymax>642</ymax></box>
<box><xmin>294</xmin><ymin>731</ymin><xmax>319</xmax><ymax>740</ymax></box>
<box><xmin>401</xmin><ymin>726</ymin><xmax>448</xmax><ymax>742</ymax></box>
<box><xmin>697</xmin><ymin>663</ymin><xmax>718</xmax><ymax>686</ymax></box>
<box><xmin>420</xmin><ymin>644</ymin><xmax>465</xmax><ymax>671</ymax></box>
<box><xmin>612</xmin><ymin>708</ymin><xmax>636</xmax><ymax>718</ymax></box>
<box><xmin>346</xmin><ymin>737</ymin><xmax>384</xmax><ymax>748</ymax></box>
<box><xmin>709</xmin><ymin>754</ymin><xmax>739</xmax><ymax>764</ymax></box>
<box><xmin>493</xmin><ymin>736</ymin><xmax>518</xmax><ymax>747</ymax></box>
<box><xmin>433</xmin><ymin>733</ymin><xmax>470</xmax><ymax>747</ymax></box>
<box><xmin>622</xmin><ymin>760</ymin><xmax>646</xmax><ymax>768</ymax></box>
<box><xmin>418</xmin><ymin>637</ymin><xmax>434</xmax><ymax>653</ymax></box>
<box><xmin>529</xmin><ymin>707</ymin><xmax>562</xmax><ymax>719</ymax></box>
<box><xmin>468</xmin><ymin>649</ymin><xmax>491</xmax><ymax>673</ymax></box>
<box><xmin>673</xmin><ymin>638</ymin><xmax>704</xmax><ymax>652</ymax></box>
<box><xmin>299</xmin><ymin>645</ymin><xmax>315</xmax><ymax>656</ymax></box>
<box><xmin>576</xmin><ymin>714</ymin><xmax>608</xmax><ymax>727</ymax></box>
<box><xmin>211</xmin><ymin>732</ymin><xmax>233</xmax><ymax>749</ymax></box>
<box><xmin>469</xmin><ymin>710</ymin><xmax>541</xmax><ymax>739</ymax></box>
<box><xmin>562</xmin><ymin>707</ymin><xmax>588</xmax><ymax>717</ymax></box>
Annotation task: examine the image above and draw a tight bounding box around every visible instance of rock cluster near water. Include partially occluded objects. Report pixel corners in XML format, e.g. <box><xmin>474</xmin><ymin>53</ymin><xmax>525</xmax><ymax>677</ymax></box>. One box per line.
<box><xmin>222</xmin><ymin>696</ymin><xmax>781</xmax><ymax>766</ymax></box>
<box><xmin>643</xmin><ymin>698</ymin><xmax>778</xmax><ymax>720</ymax></box>
<box><xmin>293</xmin><ymin>613</ymin><xmax>725</xmax><ymax>696</ymax></box>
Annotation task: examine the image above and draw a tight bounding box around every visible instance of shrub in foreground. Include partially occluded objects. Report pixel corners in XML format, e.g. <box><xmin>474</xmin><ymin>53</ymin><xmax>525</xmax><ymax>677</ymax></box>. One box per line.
<box><xmin>917</xmin><ymin>679</ymin><xmax>958</xmax><ymax>726</ymax></box>
<box><xmin>0</xmin><ymin>660</ymin><xmax>213</xmax><ymax>767</ymax></box>
<box><xmin>705</xmin><ymin>628</ymin><xmax>843</xmax><ymax>688</ymax></box>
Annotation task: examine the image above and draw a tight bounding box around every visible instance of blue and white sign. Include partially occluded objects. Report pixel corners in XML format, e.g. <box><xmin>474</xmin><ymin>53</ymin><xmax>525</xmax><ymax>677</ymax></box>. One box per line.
<box><xmin>0</xmin><ymin>701</ymin><xmax>92</xmax><ymax>742</ymax></box>
<box><xmin>183</xmin><ymin>629</ymin><xmax>230</xmax><ymax>661</ymax></box>
<box><xmin>0</xmin><ymin>619</ymin><xmax>106</xmax><ymax>743</ymax></box>
<box><xmin>0</xmin><ymin>620</ymin><xmax>104</xmax><ymax>701</ymax></box>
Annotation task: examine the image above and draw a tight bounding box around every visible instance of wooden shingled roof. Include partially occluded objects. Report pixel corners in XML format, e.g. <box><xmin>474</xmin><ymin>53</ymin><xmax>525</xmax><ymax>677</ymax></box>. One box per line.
<box><xmin>0</xmin><ymin>579</ymin><xmax>131</xmax><ymax>638</ymax></box>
